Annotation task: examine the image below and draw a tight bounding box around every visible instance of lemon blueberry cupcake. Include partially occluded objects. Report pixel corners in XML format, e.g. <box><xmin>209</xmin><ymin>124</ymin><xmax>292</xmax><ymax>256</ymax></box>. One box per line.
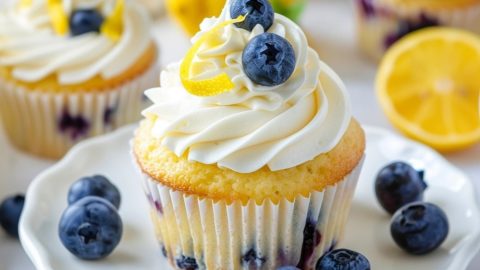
<box><xmin>0</xmin><ymin>0</ymin><xmax>158</xmax><ymax>158</ymax></box>
<box><xmin>355</xmin><ymin>0</ymin><xmax>480</xmax><ymax>60</ymax></box>
<box><xmin>133</xmin><ymin>0</ymin><xmax>365</xmax><ymax>269</ymax></box>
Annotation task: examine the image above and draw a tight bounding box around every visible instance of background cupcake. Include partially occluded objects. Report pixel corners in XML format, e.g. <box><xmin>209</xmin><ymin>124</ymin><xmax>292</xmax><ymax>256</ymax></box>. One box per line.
<box><xmin>0</xmin><ymin>0</ymin><xmax>158</xmax><ymax>159</ymax></box>
<box><xmin>133</xmin><ymin>0</ymin><xmax>365</xmax><ymax>269</ymax></box>
<box><xmin>354</xmin><ymin>0</ymin><xmax>480</xmax><ymax>61</ymax></box>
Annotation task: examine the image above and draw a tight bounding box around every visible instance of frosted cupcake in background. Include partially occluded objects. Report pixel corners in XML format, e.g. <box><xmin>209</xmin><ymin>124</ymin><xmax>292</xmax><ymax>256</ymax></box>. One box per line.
<box><xmin>133</xmin><ymin>0</ymin><xmax>365</xmax><ymax>269</ymax></box>
<box><xmin>0</xmin><ymin>0</ymin><xmax>158</xmax><ymax>159</ymax></box>
<box><xmin>355</xmin><ymin>0</ymin><xmax>480</xmax><ymax>61</ymax></box>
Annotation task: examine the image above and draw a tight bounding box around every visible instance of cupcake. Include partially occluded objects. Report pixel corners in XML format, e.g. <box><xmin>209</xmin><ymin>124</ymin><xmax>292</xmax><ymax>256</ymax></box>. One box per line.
<box><xmin>355</xmin><ymin>0</ymin><xmax>480</xmax><ymax>61</ymax></box>
<box><xmin>0</xmin><ymin>0</ymin><xmax>158</xmax><ymax>159</ymax></box>
<box><xmin>133</xmin><ymin>0</ymin><xmax>365</xmax><ymax>269</ymax></box>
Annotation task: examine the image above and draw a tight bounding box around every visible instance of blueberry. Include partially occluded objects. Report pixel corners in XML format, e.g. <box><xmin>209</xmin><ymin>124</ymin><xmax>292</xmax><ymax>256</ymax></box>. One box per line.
<box><xmin>277</xmin><ymin>267</ymin><xmax>300</xmax><ymax>270</ymax></box>
<box><xmin>176</xmin><ymin>255</ymin><xmax>198</xmax><ymax>270</ymax></box>
<box><xmin>316</xmin><ymin>249</ymin><xmax>370</xmax><ymax>270</ymax></box>
<box><xmin>242</xmin><ymin>248</ymin><xmax>266</xmax><ymax>267</ymax></box>
<box><xmin>231</xmin><ymin>0</ymin><xmax>274</xmax><ymax>32</ymax></box>
<box><xmin>243</xmin><ymin>33</ymin><xmax>296</xmax><ymax>86</ymax></box>
<box><xmin>59</xmin><ymin>196</ymin><xmax>123</xmax><ymax>260</ymax></box>
<box><xmin>298</xmin><ymin>219</ymin><xmax>322</xmax><ymax>268</ymax></box>
<box><xmin>391</xmin><ymin>202</ymin><xmax>449</xmax><ymax>255</ymax></box>
<box><xmin>384</xmin><ymin>14</ymin><xmax>438</xmax><ymax>48</ymax></box>
<box><xmin>68</xmin><ymin>175</ymin><xmax>121</xmax><ymax>210</ymax></box>
<box><xmin>0</xmin><ymin>195</ymin><xmax>25</xmax><ymax>238</ymax></box>
<box><xmin>59</xmin><ymin>110</ymin><xmax>90</xmax><ymax>140</ymax></box>
<box><xmin>70</xmin><ymin>9</ymin><xmax>104</xmax><ymax>36</ymax></box>
<box><xmin>375</xmin><ymin>162</ymin><xmax>427</xmax><ymax>214</ymax></box>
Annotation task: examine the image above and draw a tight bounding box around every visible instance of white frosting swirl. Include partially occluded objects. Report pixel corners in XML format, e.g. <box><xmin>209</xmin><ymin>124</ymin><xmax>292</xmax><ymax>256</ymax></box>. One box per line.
<box><xmin>144</xmin><ymin>2</ymin><xmax>352</xmax><ymax>173</ymax></box>
<box><xmin>0</xmin><ymin>0</ymin><xmax>152</xmax><ymax>84</ymax></box>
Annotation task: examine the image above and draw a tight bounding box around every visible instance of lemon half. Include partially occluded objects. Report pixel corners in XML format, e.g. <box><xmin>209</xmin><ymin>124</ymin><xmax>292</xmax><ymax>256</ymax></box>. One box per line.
<box><xmin>376</xmin><ymin>27</ymin><xmax>480</xmax><ymax>152</ymax></box>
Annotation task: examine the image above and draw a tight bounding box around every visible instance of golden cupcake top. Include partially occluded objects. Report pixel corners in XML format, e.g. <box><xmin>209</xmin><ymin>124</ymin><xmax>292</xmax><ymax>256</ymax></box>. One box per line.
<box><xmin>134</xmin><ymin>119</ymin><xmax>365</xmax><ymax>203</ymax></box>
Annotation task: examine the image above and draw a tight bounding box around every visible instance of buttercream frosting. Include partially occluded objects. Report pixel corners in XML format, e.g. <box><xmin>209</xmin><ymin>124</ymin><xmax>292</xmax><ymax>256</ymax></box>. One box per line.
<box><xmin>144</xmin><ymin>0</ymin><xmax>352</xmax><ymax>173</ymax></box>
<box><xmin>0</xmin><ymin>0</ymin><xmax>152</xmax><ymax>84</ymax></box>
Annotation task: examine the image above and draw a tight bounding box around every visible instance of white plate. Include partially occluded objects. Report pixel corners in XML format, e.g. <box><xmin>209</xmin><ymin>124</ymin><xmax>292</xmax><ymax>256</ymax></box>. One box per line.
<box><xmin>19</xmin><ymin>125</ymin><xmax>480</xmax><ymax>270</ymax></box>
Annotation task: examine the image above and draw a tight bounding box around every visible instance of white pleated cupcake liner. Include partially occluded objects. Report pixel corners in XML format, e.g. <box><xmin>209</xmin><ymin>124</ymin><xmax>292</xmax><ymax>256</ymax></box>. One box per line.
<box><xmin>354</xmin><ymin>0</ymin><xmax>480</xmax><ymax>60</ymax></box>
<box><xmin>137</xmin><ymin>158</ymin><xmax>364</xmax><ymax>270</ymax></box>
<box><xmin>0</xmin><ymin>64</ymin><xmax>159</xmax><ymax>159</ymax></box>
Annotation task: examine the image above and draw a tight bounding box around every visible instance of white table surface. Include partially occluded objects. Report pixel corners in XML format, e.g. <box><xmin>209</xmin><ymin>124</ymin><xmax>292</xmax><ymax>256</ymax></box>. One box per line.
<box><xmin>0</xmin><ymin>0</ymin><xmax>479</xmax><ymax>269</ymax></box>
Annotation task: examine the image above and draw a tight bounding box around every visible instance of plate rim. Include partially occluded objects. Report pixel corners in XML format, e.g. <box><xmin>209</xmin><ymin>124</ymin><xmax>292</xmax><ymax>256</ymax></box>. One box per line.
<box><xmin>19</xmin><ymin>124</ymin><xmax>480</xmax><ymax>270</ymax></box>
<box><xmin>19</xmin><ymin>125</ymin><xmax>138</xmax><ymax>270</ymax></box>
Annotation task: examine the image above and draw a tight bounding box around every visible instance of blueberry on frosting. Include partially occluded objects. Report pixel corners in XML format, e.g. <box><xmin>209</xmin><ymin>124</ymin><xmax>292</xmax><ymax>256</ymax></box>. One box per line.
<box><xmin>231</xmin><ymin>0</ymin><xmax>274</xmax><ymax>31</ymax></box>
<box><xmin>242</xmin><ymin>33</ymin><xmax>296</xmax><ymax>86</ymax></box>
<box><xmin>69</xmin><ymin>9</ymin><xmax>105</xmax><ymax>36</ymax></box>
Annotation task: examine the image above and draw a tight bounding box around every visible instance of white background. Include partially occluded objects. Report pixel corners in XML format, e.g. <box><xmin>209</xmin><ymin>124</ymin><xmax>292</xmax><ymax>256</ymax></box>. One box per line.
<box><xmin>0</xmin><ymin>0</ymin><xmax>479</xmax><ymax>269</ymax></box>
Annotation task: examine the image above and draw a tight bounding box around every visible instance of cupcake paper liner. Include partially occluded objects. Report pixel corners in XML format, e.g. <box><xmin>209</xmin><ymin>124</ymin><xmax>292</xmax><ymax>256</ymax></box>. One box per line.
<box><xmin>137</xmin><ymin>157</ymin><xmax>364</xmax><ymax>270</ymax></box>
<box><xmin>354</xmin><ymin>0</ymin><xmax>480</xmax><ymax>60</ymax></box>
<box><xmin>0</xmin><ymin>64</ymin><xmax>159</xmax><ymax>159</ymax></box>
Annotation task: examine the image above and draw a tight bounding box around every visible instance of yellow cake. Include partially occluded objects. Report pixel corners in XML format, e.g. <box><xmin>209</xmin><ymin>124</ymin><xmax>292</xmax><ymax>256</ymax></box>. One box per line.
<box><xmin>0</xmin><ymin>0</ymin><xmax>158</xmax><ymax>159</ymax></box>
<box><xmin>133</xmin><ymin>0</ymin><xmax>365</xmax><ymax>269</ymax></box>
<box><xmin>134</xmin><ymin>117</ymin><xmax>365</xmax><ymax>204</ymax></box>
<box><xmin>354</xmin><ymin>0</ymin><xmax>480</xmax><ymax>61</ymax></box>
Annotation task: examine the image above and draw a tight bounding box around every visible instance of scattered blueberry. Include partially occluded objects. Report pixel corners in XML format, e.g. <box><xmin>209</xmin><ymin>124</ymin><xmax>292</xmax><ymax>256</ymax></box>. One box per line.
<box><xmin>375</xmin><ymin>161</ymin><xmax>427</xmax><ymax>214</ymax></box>
<box><xmin>316</xmin><ymin>249</ymin><xmax>371</xmax><ymax>270</ymax></box>
<box><xmin>70</xmin><ymin>9</ymin><xmax>105</xmax><ymax>36</ymax></box>
<box><xmin>298</xmin><ymin>219</ymin><xmax>322</xmax><ymax>268</ymax></box>
<box><xmin>68</xmin><ymin>175</ymin><xmax>121</xmax><ymax>210</ymax></box>
<box><xmin>59</xmin><ymin>196</ymin><xmax>123</xmax><ymax>260</ymax></box>
<box><xmin>0</xmin><ymin>195</ymin><xmax>25</xmax><ymax>238</ymax></box>
<box><xmin>243</xmin><ymin>33</ymin><xmax>296</xmax><ymax>86</ymax></box>
<box><xmin>242</xmin><ymin>248</ymin><xmax>266</xmax><ymax>267</ymax></box>
<box><xmin>391</xmin><ymin>202</ymin><xmax>449</xmax><ymax>255</ymax></box>
<box><xmin>231</xmin><ymin>0</ymin><xmax>274</xmax><ymax>31</ymax></box>
<box><xmin>277</xmin><ymin>267</ymin><xmax>300</xmax><ymax>270</ymax></box>
<box><xmin>176</xmin><ymin>255</ymin><xmax>198</xmax><ymax>270</ymax></box>
<box><xmin>384</xmin><ymin>14</ymin><xmax>439</xmax><ymax>48</ymax></box>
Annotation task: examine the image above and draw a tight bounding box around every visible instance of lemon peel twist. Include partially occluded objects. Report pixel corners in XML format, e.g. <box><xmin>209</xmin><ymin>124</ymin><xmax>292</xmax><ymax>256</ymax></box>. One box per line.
<box><xmin>101</xmin><ymin>0</ymin><xmax>125</xmax><ymax>42</ymax></box>
<box><xmin>47</xmin><ymin>0</ymin><xmax>68</xmax><ymax>35</ymax></box>
<box><xmin>180</xmin><ymin>15</ymin><xmax>245</xmax><ymax>97</ymax></box>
